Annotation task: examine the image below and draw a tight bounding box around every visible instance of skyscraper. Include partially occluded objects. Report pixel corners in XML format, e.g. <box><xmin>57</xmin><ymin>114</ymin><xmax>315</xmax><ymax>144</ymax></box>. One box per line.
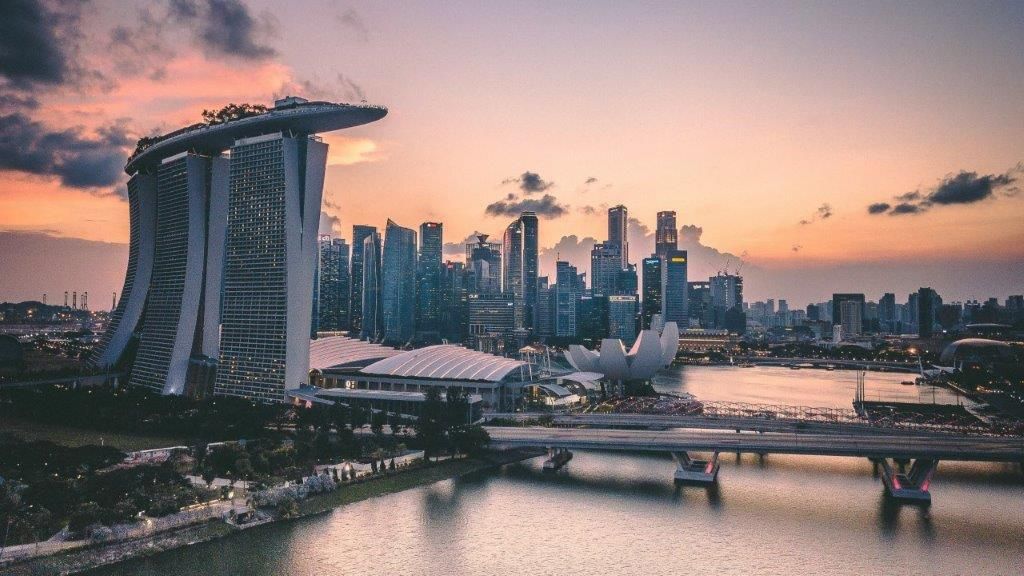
<box><xmin>520</xmin><ymin>212</ymin><xmax>539</xmax><ymax>329</ymax></box>
<box><xmin>655</xmin><ymin>210</ymin><xmax>677</xmax><ymax>258</ymax></box>
<box><xmin>918</xmin><ymin>287</ymin><xmax>940</xmax><ymax>338</ymax></box>
<box><xmin>661</xmin><ymin>249</ymin><xmax>688</xmax><ymax>326</ymax></box>
<box><xmin>416</xmin><ymin>222</ymin><xmax>443</xmax><ymax>339</ymax></box>
<box><xmin>590</xmin><ymin>241</ymin><xmax>623</xmax><ymax>296</ymax></box>
<box><xmin>839</xmin><ymin>300</ymin><xmax>863</xmax><ymax>338</ymax></box>
<box><xmin>468</xmin><ymin>235</ymin><xmax>502</xmax><ymax>295</ymax></box>
<box><xmin>608</xmin><ymin>205</ymin><xmax>628</xmax><ymax>268</ymax></box>
<box><xmin>879</xmin><ymin>293</ymin><xmax>896</xmax><ymax>333</ymax></box>
<box><xmin>439</xmin><ymin>260</ymin><xmax>468</xmax><ymax>343</ymax></box>
<box><xmin>381</xmin><ymin>220</ymin><xmax>416</xmax><ymax>345</ymax></box>
<box><xmin>360</xmin><ymin>231</ymin><xmax>383</xmax><ymax>341</ymax></box>
<box><xmin>607</xmin><ymin>295</ymin><xmax>639</xmax><ymax>344</ymax></box>
<box><xmin>832</xmin><ymin>293</ymin><xmax>866</xmax><ymax>335</ymax></box>
<box><xmin>315</xmin><ymin>235</ymin><xmax>350</xmax><ymax>333</ymax></box>
<box><xmin>535</xmin><ymin>276</ymin><xmax>555</xmax><ymax>337</ymax></box>
<box><xmin>688</xmin><ymin>280</ymin><xmax>712</xmax><ymax>328</ymax></box>
<box><xmin>502</xmin><ymin>217</ymin><xmax>525</xmax><ymax>328</ymax></box>
<box><xmin>641</xmin><ymin>256</ymin><xmax>662</xmax><ymax>329</ymax></box>
<box><xmin>555</xmin><ymin>261</ymin><xmax>579</xmax><ymax>337</ymax></box>
<box><xmin>349</xmin><ymin>224</ymin><xmax>377</xmax><ymax>335</ymax></box>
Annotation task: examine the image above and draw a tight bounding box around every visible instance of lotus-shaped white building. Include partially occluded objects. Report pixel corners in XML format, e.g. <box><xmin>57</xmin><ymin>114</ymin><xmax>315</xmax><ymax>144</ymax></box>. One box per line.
<box><xmin>564</xmin><ymin>322</ymin><xmax>680</xmax><ymax>381</ymax></box>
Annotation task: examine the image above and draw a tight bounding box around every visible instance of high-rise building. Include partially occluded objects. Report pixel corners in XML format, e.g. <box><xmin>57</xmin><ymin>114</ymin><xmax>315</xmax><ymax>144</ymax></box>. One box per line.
<box><xmin>315</xmin><ymin>235</ymin><xmax>350</xmax><ymax>333</ymax></box>
<box><xmin>467</xmin><ymin>235</ymin><xmax>502</xmax><ymax>295</ymax></box>
<box><xmin>655</xmin><ymin>210</ymin><xmax>677</xmax><ymax>258</ymax></box>
<box><xmin>688</xmin><ymin>280</ymin><xmax>712</xmax><ymax>327</ymax></box>
<box><xmin>360</xmin><ymin>231</ymin><xmax>383</xmax><ymax>341</ymax></box>
<box><xmin>918</xmin><ymin>287</ymin><xmax>940</xmax><ymax>338</ymax></box>
<box><xmin>349</xmin><ymin>224</ymin><xmax>377</xmax><ymax>334</ymax></box>
<box><xmin>839</xmin><ymin>300</ymin><xmax>863</xmax><ymax>338</ymax></box>
<box><xmin>555</xmin><ymin>261</ymin><xmax>579</xmax><ymax>337</ymax></box>
<box><xmin>502</xmin><ymin>217</ymin><xmax>526</xmax><ymax>329</ymax></box>
<box><xmin>710</xmin><ymin>273</ymin><xmax>743</xmax><ymax>310</ymax></box>
<box><xmin>381</xmin><ymin>220</ymin><xmax>416</xmax><ymax>345</ymax></box>
<box><xmin>577</xmin><ymin>294</ymin><xmax>609</xmax><ymax>344</ymax></box>
<box><xmin>439</xmin><ymin>260</ymin><xmax>468</xmax><ymax>343</ymax></box>
<box><xmin>832</xmin><ymin>293</ymin><xmax>866</xmax><ymax>336</ymax></box>
<box><xmin>641</xmin><ymin>256</ymin><xmax>662</xmax><ymax>329</ymax></box>
<box><xmin>879</xmin><ymin>292</ymin><xmax>896</xmax><ymax>333</ymax></box>
<box><xmin>416</xmin><ymin>222</ymin><xmax>443</xmax><ymax>339</ymax></box>
<box><xmin>467</xmin><ymin>292</ymin><xmax>517</xmax><ymax>353</ymax></box>
<box><xmin>535</xmin><ymin>276</ymin><xmax>555</xmax><ymax>338</ymax></box>
<box><xmin>590</xmin><ymin>242</ymin><xmax>623</xmax><ymax>296</ymax></box>
<box><xmin>607</xmin><ymin>205</ymin><xmax>628</xmax><ymax>268</ymax></box>
<box><xmin>661</xmin><ymin>249</ymin><xmax>688</xmax><ymax>326</ymax></box>
<box><xmin>607</xmin><ymin>295</ymin><xmax>638</xmax><ymax>344</ymax></box>
<box><xmin>617</xmin><ymin>264</ymin><xmax>638</xmax><ymax>296</ymax></box>
<box><xmin>520</xmin><ymin>212</ymin><xmax>539</xmax><ymax>329</ymax></box>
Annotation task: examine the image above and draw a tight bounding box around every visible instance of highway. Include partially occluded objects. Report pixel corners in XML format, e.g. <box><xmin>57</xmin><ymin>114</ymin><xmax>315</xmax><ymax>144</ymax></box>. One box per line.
<box><xmin>485</xmin><ymin>426</ymin><xmax>1024</xmax><ymax>462</ymax></box>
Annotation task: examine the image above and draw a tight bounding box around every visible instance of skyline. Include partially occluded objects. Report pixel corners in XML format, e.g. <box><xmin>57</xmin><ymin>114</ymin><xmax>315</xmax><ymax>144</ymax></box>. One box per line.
<box><xmin>2</xmin><ymin>0</ymin><xmax>1024</xmax><ymax>306</ymax></box>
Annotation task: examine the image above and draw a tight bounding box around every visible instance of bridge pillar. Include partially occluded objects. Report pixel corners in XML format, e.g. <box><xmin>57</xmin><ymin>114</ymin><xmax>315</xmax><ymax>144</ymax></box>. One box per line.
<box><xmin>877</xmin><ymin>458</ymin><xmax>938</xmax><ymax>503</ymax></box>
<box><xmin>672</xmin><ymin>451</ymin><xmax>720</xmax><ymax>484</ymax></box>
<box><xmin>542</xmin><ymin>447</ymin><xmax>573</xmax><ymax>471</ymax></box>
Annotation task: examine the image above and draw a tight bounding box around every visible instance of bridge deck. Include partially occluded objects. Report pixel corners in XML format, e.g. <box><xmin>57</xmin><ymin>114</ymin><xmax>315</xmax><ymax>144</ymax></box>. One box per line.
<box><xmin>485</xmin><ymin>427</ymin><xmax>1024</xmax><ymax>462</ymax></box>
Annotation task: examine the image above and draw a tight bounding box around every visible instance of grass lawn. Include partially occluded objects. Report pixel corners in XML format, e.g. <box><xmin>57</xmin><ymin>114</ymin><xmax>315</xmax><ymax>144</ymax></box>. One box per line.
<box><xmin>2</xmin><ymin>416</ymin><xmax>184</xmax><ymax>451</ymax></box>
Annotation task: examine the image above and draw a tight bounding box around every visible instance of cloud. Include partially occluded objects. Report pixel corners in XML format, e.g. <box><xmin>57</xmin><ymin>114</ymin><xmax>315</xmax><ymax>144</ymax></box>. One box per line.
<box><xmin>485</xmin><ymin>193</ymin><xmax>568</xmax><ymax>219</ymax></box>
<box><xmin>799</xmin><ymin>203</ymin><xmax>833</xmax><ymax>225</ymax></box>
<box><xmin>539</xmin><ymin>235</ymin><xmax>598</xmax><ymax>281</ymax></box>
<box><xmin>318</xmin><ymin>210</ymin><xmax>341</xmax><ymax>236</ymax></box>
<box><xmin>792</xmin><ymin>245</ymin><xmax>802</xmax><ymax>252</ymax></box>
<box><xmin>502</xmin><ymin>170</ymin><xmax>553</xmax><ymax>194</ymax></box>
<box><xmin>890</xmin><ymin>202</ymin><xmax>923</xmax><ymax>215</ymax></box>
<box><xmin>584</xmin><ymin>177</ymin><xmax>598</xmax><ymax>185</ymax></box>
<box><xmin>169</xmin><ymin>0</ymin><xmax>277</xmax><ymax>60</ymax></box>
<box><xmin>338</xmin><ymin>8</ymin><xmax>369</xmax><ymax>42</ymax></box>
<box><xmin>0</xmin><ymin>0</ymin><xmax>75</xmax><ymax>87</ymax></box>
<box><xmin>867</xmin><ymin>165</ymin><xmax>1021</xmax><ymax>216</ymax></box>
<box><xmin>577</xmin><ymin>203</ymin><xmax>609</xmax><ymax>216</ymax></box>
<box><xmin>679</xmin><ymin>224</ymin><xmax>703</xmax><ymax>243</ymax></box>
<box><xmin>0</xmin><ymin>113</ymin><xmax>131</xmax><ymax>191</ymax></box>
<box><xmin>867</xmin><ymin>202</ymin><xmax>890</xmax><ymax>215</ymax></box>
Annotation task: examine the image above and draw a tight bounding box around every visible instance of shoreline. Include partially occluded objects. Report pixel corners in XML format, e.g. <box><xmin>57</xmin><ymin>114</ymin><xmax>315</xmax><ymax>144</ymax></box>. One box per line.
<box><xmin>1</xmin><ymin>448</ymin><xmax>543</xmax><ymax>576</ymax></box>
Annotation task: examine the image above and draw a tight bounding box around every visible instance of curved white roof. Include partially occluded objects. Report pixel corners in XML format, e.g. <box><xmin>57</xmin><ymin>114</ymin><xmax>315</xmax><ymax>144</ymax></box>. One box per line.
<box><xmin>309</xmin><ymin>335</ymin><xmax>401</xmax><ymax>371</ymax></box>
<box><xmin>360</xmin><ymin>344</ymin><xmax>527</xmax><ymax>382</ymax></box>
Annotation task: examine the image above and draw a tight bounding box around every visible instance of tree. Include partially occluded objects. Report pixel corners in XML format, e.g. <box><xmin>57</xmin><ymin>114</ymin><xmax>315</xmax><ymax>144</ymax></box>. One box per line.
<box><xmin>414</xmin><ymin>387</ymin><xmax>446</xmax><ymax>460</ymax></box>
<box><xmin>452</xmin><ymin>425</ymin><xmax>491</xmax><ymax>458</ymax></box>
<box><xmin>370</xmin><ymin>410</ymin><xmax>386</xmax><ymax>437</ymax></box>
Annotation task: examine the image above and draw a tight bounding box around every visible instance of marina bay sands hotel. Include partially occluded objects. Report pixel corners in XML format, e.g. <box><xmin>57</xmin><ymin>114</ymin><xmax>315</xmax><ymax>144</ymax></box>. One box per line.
<box><xmin>92</xmin><ymin>97</ymin><xmax>387</xmax><ymax>402</ymax></box>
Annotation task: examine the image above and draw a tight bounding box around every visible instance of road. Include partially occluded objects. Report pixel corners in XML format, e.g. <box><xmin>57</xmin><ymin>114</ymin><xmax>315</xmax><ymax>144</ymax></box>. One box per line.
<box><xmin>485</xmin><ymin>426</ymin><xmax>1024</xmax><ymax>462</ymax></box>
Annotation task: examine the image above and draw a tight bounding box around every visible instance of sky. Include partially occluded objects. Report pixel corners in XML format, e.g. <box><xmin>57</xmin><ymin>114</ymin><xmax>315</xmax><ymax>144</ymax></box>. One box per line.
<box><xmin>1</xmin><ymin>0</ymin><xmax>1023</xmax><ymax>308</ymax></box>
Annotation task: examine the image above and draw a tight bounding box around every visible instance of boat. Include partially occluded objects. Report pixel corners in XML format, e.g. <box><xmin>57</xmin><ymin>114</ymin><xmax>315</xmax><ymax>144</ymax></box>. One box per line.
<box><xmin>900</xmin><ymin>380</ymin><xmax>915</xmax><ymax>386</ymax></box>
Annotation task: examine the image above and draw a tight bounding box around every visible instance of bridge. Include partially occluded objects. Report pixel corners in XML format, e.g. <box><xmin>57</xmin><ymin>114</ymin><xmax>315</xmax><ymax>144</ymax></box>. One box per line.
<box><xmin>484</xmin><ymin>418</ymin><xmax>1024</xmax><ymax>503</ymax></box>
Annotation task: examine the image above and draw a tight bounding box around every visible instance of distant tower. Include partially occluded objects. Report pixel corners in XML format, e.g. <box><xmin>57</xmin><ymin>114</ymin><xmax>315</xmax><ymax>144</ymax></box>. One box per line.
<box><xmin>43</xmin><ymin>293</ymin><xmax>47</xmax><ymax>305</ymax></box>
<box><xmin>112</xmin><ymin>291</ymin><xmax>117</xmax><ymax>311</ymax></box>
<box><xmin>72</xmin><ymin>291</ymin><xmax>77</xmax><ymax>310</ymax></box>
<box><xmin>82</xmin><ymin>292</ymin><xmax>88</xmax><ymax>310</ymax></box>
<box><xmin>655</xmin><ymin>210</ymin><xmax>678</xmax><ymax>259</ymax></box>
<box><xmin>607</xmin><ymin>205</ymin><xmax>628</xmax><ymax>268</ymax></box>
<box><xmin>64</xmin><ymin>291</ymin><xmax>69</xmax><ymax>307</ymax></box>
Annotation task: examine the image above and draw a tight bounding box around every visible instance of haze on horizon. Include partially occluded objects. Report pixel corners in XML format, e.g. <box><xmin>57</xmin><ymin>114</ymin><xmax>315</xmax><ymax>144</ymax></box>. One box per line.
<box><xmin>1</xmin><ymin>0</ymin><xmax>1022</xmax><ymax>307</ymax></box>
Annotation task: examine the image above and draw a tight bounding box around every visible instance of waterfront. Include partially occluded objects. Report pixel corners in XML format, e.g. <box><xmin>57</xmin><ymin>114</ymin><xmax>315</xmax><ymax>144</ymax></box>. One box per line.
<box><xmin>86</xmin><ymin>367</ymin><xmax>1023</xmax><ymax>576</ymax></box>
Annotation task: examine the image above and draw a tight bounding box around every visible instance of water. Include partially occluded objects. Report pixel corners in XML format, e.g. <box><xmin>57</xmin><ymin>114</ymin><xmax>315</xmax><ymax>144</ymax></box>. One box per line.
<box><xmin>87</xmin><ymin>367</ymin><xmax>1024</xmax><ymax>576</ymax></box>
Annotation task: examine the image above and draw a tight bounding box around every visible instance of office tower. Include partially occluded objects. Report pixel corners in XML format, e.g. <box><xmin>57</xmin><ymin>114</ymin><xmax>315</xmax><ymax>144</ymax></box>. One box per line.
<box><xmin>607</xmin><ymin>205</ymin><xmax>628</xmax><ymax>268</ymax></box>
<box><xmin>93</xmin><ymin>97</ymin><xmax>386</xmax><ymax>401</ymax></box>
<box><xmin>607</xmin><ymin>295</ymin><xmax>639</xmax><ymax>344</ymax></box>
<box><xmin>520</xmin><ymin>212</ymin><xmax>539</xmax><ymax>329</ymax></box>
<box><xmin>590</xmin><ymin>242</ymin><xmax>623</xmax><ymax>296</ymax></box>
<box><xmin>467</xmin><ymin>293</ymin><xmax>517</xmax><ymax>353</ymax></box>
<box><xmin>577</xmin><ymin>294</ymin><xmax>609</xmax><ymax>344</ymax></box>
<box><xmin>918</xmin><ymin>287</ymin><xmax>940</xmax><ymax>338</ymax></box>
<box><xmin>617</xmin><ymin>264</ymin><xmax>638</xmax><ymax>296</ymax></box>
<box><xmin>879</xmin><ymin>293</ymin><xmax>896</xmax><ymax>333</ymax></box>
<box><xmin>688</xmin><ymin>280</ymin><xmax>712</xmax><ymax>328</ymax></box>
<box><xmin>132</xmin><ymin>152</ymin><xmax>228</xmax><ymax>395</ymax></box>
<box><xmin>839</xmin><ymin>300</ymin><xmax>863</xmax><ymax>338</ymax></box>
<box><xmin>778</xmin><ymin>299</ymin><xmax>788</xmax><ymax>314</ymax></box>
<box><xmin>64</xmin><ymin>291</ymin><xmax>69</xmax><ymax>308</ymax></box>
<box><xmin>535</xmin><ymin>276</ymin><xmax>555</xmax><ymax>337</ymax></box>
<box><xmin>807</xmin><ymin>303</ymin><xmax>819</xmax><ymax>321</ymax></box>
<box><xmin>381</xmin><ymin>220</ymin><xmax>416</xmax><ymax>345</ymax></box>
<box><xmin>832</xmin><ymin>294</ymin><xmax>866</xmax><ymax>336</ymax></box>
<box><xmin>360</xmin><ymin>231</ymin><xmax>383</xmax><ymax>341</ymax></box>
<box><xmin>502</xmin><ymin>217</ymin><xmax>526</xmax><ymax>328</ymax></box>
<box><xmin>710</xmin><ymin>273</ymin><xmax>743</xmax><ymax>310</ymax></box>
<box><xmin>417</xmin><ymin>222</ymin><xmax>443</xmax><ymax>338</ymax></box>
<box><xmin>316</xmin><ymin>235</ymin><xmax>350</xmax><ymax>333</ymax></box>
<box><xmin>82</xmin><ymin>292</ymin><xmax>88</xmax><ymax>310</ymax></box>
<box><xmin>766</xmin><ymin>299</ymin><xmax>775</xmax><ymax>315</ymax></box>
<box><xmin>439</xmin><ymin>260</ymin><xmax>468</xmax><ymax>343</ymax></box>
<box><xmin>655</xmin><ymin>210</ymin><xmax>677</xmax><ymax>258</ymax></box>
<box><xmin>1008</xmin><ymin>295</ymin><xmax>1024</xmax><ymax>324</ymax></box>
<box><xmin>641</xmin><ymin>256</ymin><xmax>662</xmax><ymax>329</ymax></box>
<box><xmin>349</xmin><ymin>224</ymin><xmax>377</xmax><ymax>334</ymax></box>
<box><xmin>661</xmin><ymin>249</ymin><xmax>688</xmax><ymax>325</ymax></box>
<box><xmin>555</xmin><ymin>261</ymin><xmax>579</xmax><ymax>337</ymax></box>
<box><xmin>467</xmin><ymin>235</ymin><xmax>502</xmax><ymax>295</ymax></box>
<box><xmin>72</xmin><ymin>291</ymin><xmax>77</xmax><ymax>310</ymax></box>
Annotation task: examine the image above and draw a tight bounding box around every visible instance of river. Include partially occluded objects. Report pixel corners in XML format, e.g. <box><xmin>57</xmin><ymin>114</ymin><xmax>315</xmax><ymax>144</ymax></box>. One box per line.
<box><xmin>86</xmin><ymin>366</ymin><xmax>1024</xmax><ymax>575</ymax></box>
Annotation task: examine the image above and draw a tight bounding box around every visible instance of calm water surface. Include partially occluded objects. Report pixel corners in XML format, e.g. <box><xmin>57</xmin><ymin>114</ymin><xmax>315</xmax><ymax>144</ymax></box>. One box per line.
<box><xmin>88</xmin><ymin>367</ymin><xmax>1024</xmax><ymax>576</ymax></box>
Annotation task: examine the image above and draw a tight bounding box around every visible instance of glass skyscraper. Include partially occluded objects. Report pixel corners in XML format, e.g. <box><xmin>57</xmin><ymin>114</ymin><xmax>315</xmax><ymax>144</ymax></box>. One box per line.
<box><xmin>416</xmin><ymin>222</ymin><xmax>443</xmax><ymax>339</ymax></box>
<box><xmin>381</xmin><ymin>220</ymin><xmax>416</xmax><ymax>345</ymax></box>
<box><xmin>349</xmin><ymin>224</ymin><xmax>377</xmax><ymax>335</ymax></box>
<box><xmin>607</xmin><ymin>205</ymin><xmax>629</xmax><ymax>268</ymax></box>
<box><xmin>360</xmin><ymin>231</ymin><xmax>383</xmax><ymax>341</ymax></box>
<box><xmin>316</xmin><ymin>235</ymin><xmax>350</xmax><ymax>333</ymax></box>
<box><xmin>661</xmin><ymin>249</ymin><xmax>688</xmax><ymax>326</ymax></box>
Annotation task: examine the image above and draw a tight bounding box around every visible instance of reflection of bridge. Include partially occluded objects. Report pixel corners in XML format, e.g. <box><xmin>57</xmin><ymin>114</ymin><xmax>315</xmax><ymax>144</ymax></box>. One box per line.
<box><xmin>734</xmin><ymin>356</ymin><xmax>917</xmax><ymax>372</ymax></box>
<box><xmin>485</xmin><ymin>414</ymin><xmax>1024</xmax><ymax>503</ymax></box>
